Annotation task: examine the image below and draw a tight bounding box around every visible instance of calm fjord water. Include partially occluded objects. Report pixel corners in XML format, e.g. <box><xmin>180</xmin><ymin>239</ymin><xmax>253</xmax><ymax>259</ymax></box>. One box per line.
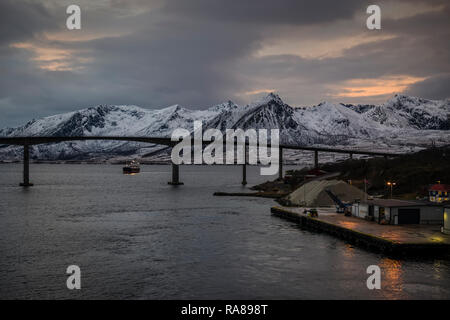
<box><xmin>0</xmin><ymin>164</ymin><xmax>449</xmax><ymax>299</ymax></box>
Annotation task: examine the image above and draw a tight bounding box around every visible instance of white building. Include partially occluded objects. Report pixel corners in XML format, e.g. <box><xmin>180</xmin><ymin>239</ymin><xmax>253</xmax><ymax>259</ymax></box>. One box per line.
<box><xmin>444</xmin><ymin>206</ymin><xmax>450</xmax><ymax>234</ymax></box>
<box><xmin>352</xmin><ymin>199</ymin><xmax>444</xmax><ymax>225</ymax></box>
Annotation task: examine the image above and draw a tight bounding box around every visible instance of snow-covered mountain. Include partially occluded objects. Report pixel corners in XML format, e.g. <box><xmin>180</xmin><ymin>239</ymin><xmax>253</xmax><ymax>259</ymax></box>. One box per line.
<box><xmin>0</xmin><ymin>93</ymin><xmax>449</xmax><ymax>161</ymax></box>
<box><xmin>364</xmin><ymin>95</ymin><xmax>450</xmax><ymax>130</ymax></box>
<box><xmin>0</xmin><ymin>103</ymin><xmax>231</xmax><ymax>160</ymax></box>
<box><xmin>207</xmin><ymin>93</ymin><xmax>449</xmax><ymax>144</ymax></box>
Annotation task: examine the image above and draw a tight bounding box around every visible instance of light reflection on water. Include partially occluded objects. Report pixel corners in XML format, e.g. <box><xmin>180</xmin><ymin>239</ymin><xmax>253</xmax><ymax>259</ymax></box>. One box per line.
<box><xmin>379</xmin><ymin>258</ymin><xmax>404</xmax><ymax>298</ymax></box>
<box><xmin>0</xmin><ymin>164</ymin><xmax>449</xmax><ymax>299</ymax></box>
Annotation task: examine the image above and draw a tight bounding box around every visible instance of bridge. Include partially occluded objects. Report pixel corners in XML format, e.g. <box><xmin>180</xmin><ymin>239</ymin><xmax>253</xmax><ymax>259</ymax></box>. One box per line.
<box><xmin>0</xmin><ymin>136</ymin><xmax>401</xmax><ymax>187</ymax></box>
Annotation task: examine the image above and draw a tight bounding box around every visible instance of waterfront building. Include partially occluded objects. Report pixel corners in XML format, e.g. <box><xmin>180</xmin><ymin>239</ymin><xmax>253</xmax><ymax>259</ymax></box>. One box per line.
<box><xmin>444</xmin><ymin>206</ymin><xmax>450</xmax><ymax>235</ymax></box>
<box><xmin>429</xmin><ymin>184</ymin><xmax>450</xmax><ymax>203</ymax></box>
<box><xmin>352</xmin><ymin>199</ymin><xmax>444</xmax><ymax>225</ymax></box>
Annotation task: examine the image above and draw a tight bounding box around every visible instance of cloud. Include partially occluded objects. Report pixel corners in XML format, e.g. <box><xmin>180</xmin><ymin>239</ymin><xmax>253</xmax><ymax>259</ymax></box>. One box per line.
<box><xmin>405</xmin><ymin>74</ymin><xmax>450</xmax><ymax>100</ymax></box>
<box><xmin>0</xmin><ymin>0</ymin><xmax>60</xmax><ymax>46</ymax></box>
<box><xmin>0</xmin><ymin>0</ymin><xmax>449</xmax><ymax>127</ymax></box>
<box><xmin>161</xmin><ymin>0</ymin><xmax>364</xmax><ymax>25</ymax></box>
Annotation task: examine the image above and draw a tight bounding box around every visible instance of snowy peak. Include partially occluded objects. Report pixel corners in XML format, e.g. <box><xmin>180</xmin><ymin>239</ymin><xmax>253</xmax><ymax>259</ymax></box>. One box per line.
<box><xmin>207</xmin><ymin>100</ymin><xmax>238</xmax><ymax>113</ymax></box>
<box><xmin>366</xmin><ymin>94</ymin><xmax>450</xmax><ymax>129</ymax></box>
<box><xmin>19</xmin><ymin>104</ymin><xmax>152</xmax><ymax>137</ymax></box>
<box><xmin>233</xmin><ymin>94</ymin><xmax>297</xmax><ymax>130</ymax></box>
<box><xmin>204</xmin><ymin>92</ymin><xmax>298</xmax><ymax>139</ymax></box>
<box><xmin>390</xmin><ymin>94</ymin><xmax>424</xmax><ymax>105</ymax></box>
<box><xmin>0</xmin><ymin>93</ymin><xmax>449</xmax><ymax>160</ymax></box>
<box><xmin>258</xmin><ymin>92</ymin><xmax>284</xmax><ymax>105</ymax></box>
<box><xmin>205</xmin><ymin>93</ymin><xmax>333</xmax><ymax>145</ymax></box>
<box><xmin>293</xmin><ymin>102</ymin><xmax>382</xmax><ymax>142</ymax></box>
<box><xmin>341</xmin><ymin>103</ymin><xmax>375</xmax><ymax>114</ymax></box>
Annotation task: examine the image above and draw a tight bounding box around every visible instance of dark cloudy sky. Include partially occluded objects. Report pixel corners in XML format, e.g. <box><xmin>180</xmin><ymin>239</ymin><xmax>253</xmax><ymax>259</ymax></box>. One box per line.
<box><xmin>1</xmin><ymin>0</ymin><xmax>449</xmax><ymax>127</ymax></box>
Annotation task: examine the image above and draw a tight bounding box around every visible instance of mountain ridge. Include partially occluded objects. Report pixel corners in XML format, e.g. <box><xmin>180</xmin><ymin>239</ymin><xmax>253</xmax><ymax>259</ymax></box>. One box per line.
<box><xmin>0</xmin><ymin>93</ymin><xmax>449</xmax><ymax>161</ymax></box>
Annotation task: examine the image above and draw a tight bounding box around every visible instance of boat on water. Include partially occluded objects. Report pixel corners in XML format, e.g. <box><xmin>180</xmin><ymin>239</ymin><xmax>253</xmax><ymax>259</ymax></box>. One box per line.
<box><xmin>123</xmin><ymin>160</ymin><xmax>140</xmax><ymax>174</ymax></box>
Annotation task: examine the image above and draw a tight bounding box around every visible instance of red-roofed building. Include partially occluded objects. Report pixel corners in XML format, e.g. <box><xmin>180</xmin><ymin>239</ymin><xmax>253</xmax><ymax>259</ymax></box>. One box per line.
<box><xmin>429</xmin><ymin>184</ymin><xmax>450</xmax><ymax>203</ymax></box>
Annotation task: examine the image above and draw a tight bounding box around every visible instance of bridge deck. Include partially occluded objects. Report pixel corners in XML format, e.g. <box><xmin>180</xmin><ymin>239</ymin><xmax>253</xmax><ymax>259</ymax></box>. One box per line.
<box><xmin>0</xmin><ymin>136</ymin><xmax>401</xmax><ymax>187</ymax></box>
<box><xmin>0</xmin><ymin>136</ymin><xmax>400</xmax><ymax>157</ymax></box>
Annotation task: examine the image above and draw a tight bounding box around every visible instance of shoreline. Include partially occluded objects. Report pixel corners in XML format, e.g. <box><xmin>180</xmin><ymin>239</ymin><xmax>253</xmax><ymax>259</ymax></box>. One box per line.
<box><xmin>271</xmin><ymin>206</ymin><xmax>450</xmax><ymax>257</ymax></box>
<box><xmin>213</xmin><ymin>191</ymin><xmax>288</xmax><ymax>199</ymax></box>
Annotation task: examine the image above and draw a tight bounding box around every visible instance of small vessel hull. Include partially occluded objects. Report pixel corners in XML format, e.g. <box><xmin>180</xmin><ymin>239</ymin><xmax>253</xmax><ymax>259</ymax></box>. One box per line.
<box><xmin>123</xmin><ymin>167</ymin><xmax>140</xmax><ymax>174</ymax></box>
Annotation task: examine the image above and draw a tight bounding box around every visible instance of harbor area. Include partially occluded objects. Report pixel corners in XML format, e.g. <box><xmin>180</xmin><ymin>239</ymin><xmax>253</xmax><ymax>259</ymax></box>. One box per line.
<box><xmin>271</xmin><ymin>206</ymin><xmax>450</xmax><ymax>256</ymax></box>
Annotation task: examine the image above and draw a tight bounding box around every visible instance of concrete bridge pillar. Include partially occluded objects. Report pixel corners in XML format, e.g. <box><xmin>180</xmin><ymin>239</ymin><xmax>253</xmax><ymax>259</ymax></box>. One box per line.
<box><xmin>242</xmin><ymin>145</ymin><xmax>247</xmax><ymax>185</ymax></box>
<box><xmin>168</xmin><ymin>163</ymin><xmax>183</xmax><ymax>185</ymax></box>
<box><xmin>20</xmin><ymin>144</ymin><xmax>33</xmax><ymax>187</ymax></box>
<box><xmin>314</xmin><ymin>150</ymin><xmax>319</xmax><ymax>170</ymax></box>
<box><xmin>279</xmin><ymin>147</ymin><xmax>283</xmax><ymax>180</ymax></box>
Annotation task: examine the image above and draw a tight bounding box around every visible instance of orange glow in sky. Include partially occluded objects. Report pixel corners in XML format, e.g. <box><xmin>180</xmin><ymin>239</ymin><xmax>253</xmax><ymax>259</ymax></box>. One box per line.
<box><xmin>335</xmin><ymin>76</ymin><xmax>427</xmax><ymax>98</ymax></box>
<box><xmin>243</xmin><ymin>89</ymin><xmax>277</xmax><ymax>95</ymax></box>
<box><xmin>10</xmin><ymin>42</ymin><xmax>90</xmax><ymax>72</ymax></box>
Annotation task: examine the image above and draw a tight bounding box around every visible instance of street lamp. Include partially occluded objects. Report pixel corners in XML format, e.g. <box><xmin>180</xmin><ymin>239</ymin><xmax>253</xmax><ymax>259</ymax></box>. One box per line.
<box><xmin>387</xmin><ymin>181</ymin><xmax>396</xmax><ymax>199</ymax></box>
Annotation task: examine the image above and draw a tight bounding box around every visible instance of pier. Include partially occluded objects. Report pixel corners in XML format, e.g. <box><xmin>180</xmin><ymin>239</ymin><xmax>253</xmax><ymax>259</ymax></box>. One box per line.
<box><xmin>271</xmin><ymin>206</ymin><xmax>450</xmax><ymax>256</ymax></box>
<box><xmin>0</xmin><ymin>136</ymin><xmax>400</xmax><ymax>187</ymax></box>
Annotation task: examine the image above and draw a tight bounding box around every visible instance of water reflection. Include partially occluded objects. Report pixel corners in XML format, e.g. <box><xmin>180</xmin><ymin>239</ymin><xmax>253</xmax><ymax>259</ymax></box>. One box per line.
<box><xmin>433</xmin><ymin>260</ymin><xmax>442</xmax><ymax>281</ymax></box>
<box><xmin>1</xmin><ymin>164</ymin><xmax>450</xmax><ymax>299</ymax></box>
<box><xmin>343</xmin><ymin>244</ymin><xmax>355</xmax><ymax>258</ymax></box>
<box><xmin>379</xmin><ymin>258</ymin><xmax>404</xmax><ymax>298</ymax></box>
